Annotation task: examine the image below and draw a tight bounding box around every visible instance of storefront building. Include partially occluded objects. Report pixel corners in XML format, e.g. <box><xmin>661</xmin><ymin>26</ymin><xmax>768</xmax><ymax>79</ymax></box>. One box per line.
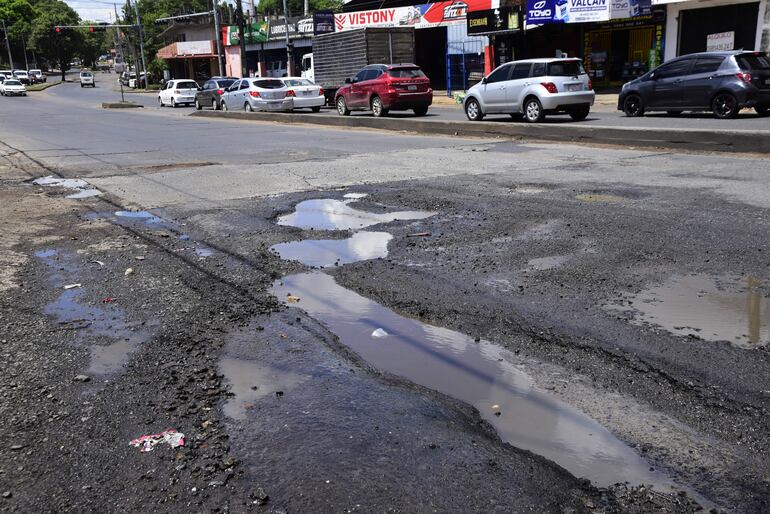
<box><xmin>657</xmin><ymin>0</ymin><xmax>768</xmax><ymax>61</ymax></box>
<box><xmin>156</xmin><ymin>22</ymin><xmax>220</xmax><ymax>81</ymax></box>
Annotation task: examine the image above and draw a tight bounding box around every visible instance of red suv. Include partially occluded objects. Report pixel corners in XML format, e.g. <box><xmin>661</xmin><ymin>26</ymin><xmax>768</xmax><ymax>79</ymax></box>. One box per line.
<box><xmin>335</xmin><ymin>64</ymin><xmax>432</xmax><ymax>117</ymax></box>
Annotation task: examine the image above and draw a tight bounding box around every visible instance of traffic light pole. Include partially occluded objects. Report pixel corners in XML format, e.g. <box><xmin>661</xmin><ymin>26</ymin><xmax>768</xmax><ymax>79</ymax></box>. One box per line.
<box><xmin>1</xmin><ymin>19</ymin><xmax>13</xmax><ymax>69</ymax></box>
<box><xmin>132</xmin><ymin>1</ymin><xmax>149</xmax><ymax>86</ymax></box>
<box><xmin>212</xmin><ymin>0</ymin><xmax>224</xmax><ymax>76</ymax></box>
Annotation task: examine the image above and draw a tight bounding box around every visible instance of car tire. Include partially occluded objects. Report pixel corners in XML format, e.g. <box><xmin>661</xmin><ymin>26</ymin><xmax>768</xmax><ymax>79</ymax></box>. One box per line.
<box><xmin>171</xmin><ymin>98</ymin><xmax>177</xmax><ymax>108</ymax></box>
<box><xmin>311</xmin><ymin>106</ymin><xmax>321</xmax><ymax>113</ymax></box>
<box><xmin>523</xmin><ymin>97</ymin><xmax>545</xmax><ymax>123</ymax></box>
<box><xmin>222</xmin><ymin>101</ymin><xmax>228</xmax><ymax>112</ymax></box>
<box><xmin>755</xmin><ymin>104</ymin><xmax>769</xmax><ymax>116</ymax></box>
<box><xmin>623</xmin><ymin>94</ymin><xmax>644</xmax><ymax>117</ymax></box>
<box><xmin>711</xmin><ymin>92</ymin><xmax>739</xmax><ymax>119</ymax></box>
<box><xmin>568</xmin><ymin>106</ymin><xmax>590</xmax><ymax>121</ymax></box>
<box><xmin>413</xmin><ymin>106</ymin><xmax>428</xmax><ymax>116</ymax></box>
<box><xmin>212</xmin><ymin>99</ymin><xmax>219</xmax><ymax>110</ymax></box>
<box><xmin>336</xmin><ymin>96</ymin><xmax>350</xmax><ymax>116</ymax></box>
<box><xmin>158</xmin><ymin>97</ymin><xmax>163</xmax><ymax>107</ymax></box>
<box><xmin>244</xmin><ymin>102</ymin><xmax>253</xmax><ymax>112</ymax></box>
<box><xmin>465</xmin><ymin>98</ymin><xmax>483</xmax><ymax>121</ymax></box>
<box><xmin>371</xmin><ymin>96</ymin><xmax>387</xmax><ymax>117</ymax></box>
<box><xmin>666</xmin><ymin>110</ymin><xmax>683</xmax><ymax>116</ymax></box>
<box><xmin>195</xmin><ymin>99</ymin><xmax>202</xmax><ymax>110</ymax></box>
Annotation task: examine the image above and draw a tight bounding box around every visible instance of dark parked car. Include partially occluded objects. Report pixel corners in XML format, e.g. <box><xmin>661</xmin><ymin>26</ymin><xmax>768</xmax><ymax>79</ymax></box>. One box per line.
<box><xmin>618</xmin><ymin>51</ymin><xmax>770</xmax><ymax>119</ymax></box>
<box><xmin>335</xmin><ymin>64</ymin><xmax>432</xmax><ymax>117</ymax></box>
<box><xmin>195</xmin><ymin>77</ymin><xmax>238</xmax><ymax>110</ymax></box>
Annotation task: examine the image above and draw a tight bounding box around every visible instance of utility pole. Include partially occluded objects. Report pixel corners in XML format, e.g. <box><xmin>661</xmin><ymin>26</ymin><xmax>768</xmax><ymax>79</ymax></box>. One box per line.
<box><xmin>304</xmin><ymin>0</ymin><xmax>309</xmax><ymax>17</ymax></box>
<box><xmin>212</xmin><ymin>0</ymin><xmax>224</xmax><ymax>76</ymax></box>
<box><xmin>282</xmin><ymin>0</ymin><xmax>293</xmax><ymax>76</ymax></box>
<box><xmin>123</xmin><ymin>0</ymin><xmax>140</xmax><ymax>79</ymax></box>
<box><xmin>132</xmin><ymin>0</ymin><xmax>149</xmax><ymax>86</ymax></box>
<box><xmin>1</xmin><ymin>19</ymin><xmax>13</xmax><ymax>69</ymax></box>
<box><xmin>21</xmin><ymin>37</ymin><xmax>28</xmax><ymax>70</ymax></box>
<box><xmin>235</xmin><ymin>0</ymin><xmax>246</xmax><ymax>77</ymax></box>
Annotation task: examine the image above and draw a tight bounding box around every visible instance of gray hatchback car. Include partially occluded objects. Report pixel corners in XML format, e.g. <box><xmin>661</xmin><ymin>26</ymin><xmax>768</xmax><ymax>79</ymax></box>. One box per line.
<box><xmin>464</xmin><ymin>58</ymin><xmax>595</xmax><ymax>123</ymax></box>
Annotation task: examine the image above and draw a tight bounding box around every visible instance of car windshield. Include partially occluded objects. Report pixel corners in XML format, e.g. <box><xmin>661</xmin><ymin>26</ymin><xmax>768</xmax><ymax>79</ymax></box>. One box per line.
<box><xmin>81</xmin><ymin>73</ymin><xmax>92</xmax><ymax>77</ymax></box>
<box><xmin>177</xmin><ymin>81</ymin><xmax>198</xmax><ymax>89</ymax></box>
<box><xmin>737</xmin><ymin>53</ymin><xmax>770</xmax><ymax>70</ymax></box>
<box><xmin>5</xmin><ymin>80</ymin><xmax>21</xmax><ymax>85</ymax></box>
<box><xmin>283</xmin><ymin>79</ymin><xmax>313</xmax><ymax>86</ymax></box>
<box><xmin>547</xmin><ymin>61</ymin><xmax>585</xmax><ymax>76</ymax></box>
<box><xmin>15</xmin><ymin>72</ymin><xmax>27</xmax><ymax>76</ymax></box>
<box><xmin>253</xmin><ymin>79</ymin><xmax>284</xmax><ymax>89</ymax></box>
<box><xmin>387</xmin><ymin>67</ymin><xmax>425</xmax><ymax>78</ymax></box>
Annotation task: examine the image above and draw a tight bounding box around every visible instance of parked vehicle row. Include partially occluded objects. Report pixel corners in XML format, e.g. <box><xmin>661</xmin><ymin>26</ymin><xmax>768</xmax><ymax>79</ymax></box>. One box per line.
<box><xmin>0</xmin><ymin>69</ymin><xmax>46</xmax><ymax>85</ymax></box>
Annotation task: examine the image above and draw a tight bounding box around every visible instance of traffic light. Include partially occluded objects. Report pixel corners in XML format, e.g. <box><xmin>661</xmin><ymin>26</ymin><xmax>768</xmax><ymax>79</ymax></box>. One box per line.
<box><xmin>55</xmin><ymin>26</ymin><xmax>61</xmax><ymax>33</ymax></box>
<box><xmin>89</xmin><ymin>26</ymin><xmax>106</xmax><ymax>33</ymax></box>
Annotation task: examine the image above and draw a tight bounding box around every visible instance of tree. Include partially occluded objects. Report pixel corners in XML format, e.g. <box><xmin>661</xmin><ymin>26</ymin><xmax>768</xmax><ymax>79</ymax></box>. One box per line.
<box><xmin>79</xmin><ymin>23</ymin><xmax>111</xmax><ymax>68</ymax></box>
<box><xmin>255</xmin><ymin>0</ymin><xmax>342</xmax><ymax>17</ymax></box>
<box><xmin>28</xmin><ymin>0</ymin><xmax>81</xmax><ymax>80</ymax></box>
<box><xmin>0</xmin><ymin>0</ymin><xmax>37</xmax><ymax>67</ymax></box>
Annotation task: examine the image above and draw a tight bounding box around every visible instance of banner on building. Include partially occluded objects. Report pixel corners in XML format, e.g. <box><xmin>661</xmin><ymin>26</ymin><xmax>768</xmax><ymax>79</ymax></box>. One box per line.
<box><xmin>226</xmin><ymin>21</ymin><xmax>269</xmax><ymax>46</ymax></box>
<box><xmin>314</xmin><ymin>10</ymin><xmax>335</xmax><ymax>34</ymax></box>
<box><xmin>334</xmin><ymin>0</ymin><xmax>492</xmax><ymax>32</ymax></box>
<box><xmin>706</xmin><ymin>31</ymin><xmax>734</xmax><ymax>51</ymax></box>
<box><xmin>268</xmin><ymin>16</ymin><xmax>315</xmax><ymax>40</ymax></box>
<box><xmin>526</xmin><ymin>0</ymin><xmax>650</xmax><ymax>24</ymax></box>
<box><xmin>467</xmin><ymin>6</ymin><xmax>521</xmax><ymax>34</ymax></box>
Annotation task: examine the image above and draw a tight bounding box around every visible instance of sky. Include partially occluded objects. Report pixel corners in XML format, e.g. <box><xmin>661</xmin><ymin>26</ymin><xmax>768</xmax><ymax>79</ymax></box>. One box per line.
<box><xmin>65</xmin><ymin>0</ymin><xmax>117</xmax><ymax>23</ymax></box>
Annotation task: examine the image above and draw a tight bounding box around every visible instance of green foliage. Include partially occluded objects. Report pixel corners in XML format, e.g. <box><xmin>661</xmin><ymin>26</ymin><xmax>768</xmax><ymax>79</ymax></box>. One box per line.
<box><xmin>255</xmin><ymin>0</ymin><xmax>343</xmax><ymax>17</ymax></box>
<box><xmin>79</xmin><ymin>22</ymin><xmax>112</xmax><ymax>67</ymax></box>
<box><xmin>28</xmin><ymin>0</ymin><xmax>81</xmax><ymax>78</ymax></box>
<box><xmin>0</xmin><ymin>0</ymin><xmax>37</xmax><ymax>40</ymax></box>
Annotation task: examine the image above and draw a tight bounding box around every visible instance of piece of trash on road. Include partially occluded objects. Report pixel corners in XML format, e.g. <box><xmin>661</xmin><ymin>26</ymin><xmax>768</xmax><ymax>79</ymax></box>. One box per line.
<box><xmin>135</xmin><ymin>256</ymin><xmax>145</xmax><ymax>261</ymax></box>
<box><xmin>372</xmin><ymin>328</ymin><xmax>389</xmax><ymax>338</ymax></box>
<box><xmin>91</xmin><ymin>260</ymin><xmax>105</xmax><ymax>266</ymax></box>
<box><xmin>407</xmin><ymin>232</ymin><xmax>431</xmax><ymax>237</ymax></box>
<box><xmin>124</xmin><ymin>268</ymin><xmax>134</xmax><ymax>276</ymax></box>
<box><xmin>129</xmin><ymin>429</ymin><xmax>185</xmax><ymax>453</ymax></box>
<box><xmin>63</xmin><ymin>283</ymin><xmax>82</xmax><ymax>290</ymax></box>
<box><xmin>286</xmin><ymin>294</ymin><xmax>300</xmax><ymax>303</ymax></box>
<box><xmin>101</xmin><ymin>297</ymin><xmax>117</xmax><ymax>303</ymax></box>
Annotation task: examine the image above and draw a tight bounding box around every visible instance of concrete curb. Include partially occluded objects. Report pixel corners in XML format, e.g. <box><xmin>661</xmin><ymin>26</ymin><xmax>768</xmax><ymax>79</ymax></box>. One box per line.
<box><xmin>189</xmin><ymin>110</ymin><xmax>770</xmax><ymax>154</ymax></box>
<box><xmin>102</xmin><ymin>102</ymin><xmax>144</xmax><ymax>109</ymax></box>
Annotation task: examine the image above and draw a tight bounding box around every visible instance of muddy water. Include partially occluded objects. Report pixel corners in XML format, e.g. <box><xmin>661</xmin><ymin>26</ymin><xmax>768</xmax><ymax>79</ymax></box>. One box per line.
<box><xmin>620</xmin><ymin>274</ymin><xmax>769</xmax><ymax>349</ymax></box>
<box><xmin>272</xmin><ymin>272</ymin><xmax>672</xmax><ymax>488</ymax></box>
<box><xmin>272</xmin><ymin>232</ymin><xmax>392</xmax><ymax>268</ymax></box>
<box><xmin>277</xmin><ymin>198</ymin><xmax>434</xmax><ymax>231</ymax></box>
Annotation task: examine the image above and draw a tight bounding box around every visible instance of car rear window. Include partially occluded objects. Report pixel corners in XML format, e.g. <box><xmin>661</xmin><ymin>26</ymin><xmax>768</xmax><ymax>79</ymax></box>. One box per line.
<box><xmin>253</xmin><ymin>79</ymin><xmax>284</xmax><ymax>89</ymax></box>
<box><xmin>81</xmin><ymin>73</ymin><xmax>92</xmax><ymax>77</ymax></box>
<box><xmin>737</xmin><ymin>53</ymin><xmax>770</xmax><ymax>70</ymax></box>
<box><xmin>387</xmin><ymin>67</ymin><xmax>425</xmax><ymax>78</ymax></box>
<box><xmin>216</xmin><ymin>79</ymin><xmax>236</xmax><ymax>88</ymax></box>
<box><xmin>547</xmin><ymin>61</ymin><xmax>585</xmax><ymax>76</ymax></box>
<box><xmin>283</xmin><ymin>79</ymin><xmax>313</xmax><ymax>86</ymax></box>
<box><xmin>177</xmin><ymin>81</ymin><xmax>198</xmax><ymax>89</ymax></box>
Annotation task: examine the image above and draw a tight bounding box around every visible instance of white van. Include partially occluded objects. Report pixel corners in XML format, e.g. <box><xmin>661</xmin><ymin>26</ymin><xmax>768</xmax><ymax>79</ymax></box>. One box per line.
<box><xmin>80</xmin><ymin>70</ymin><xmax>95</xmax><ymax>87</ymax></box>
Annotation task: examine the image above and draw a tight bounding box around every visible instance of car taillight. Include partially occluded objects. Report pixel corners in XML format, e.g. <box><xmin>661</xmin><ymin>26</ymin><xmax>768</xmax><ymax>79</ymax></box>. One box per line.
<box><xmin>249</xmin><ymin>91</ymin><xmax>260</xmax><ymax>97</ymax></box>
<box><xmin>736</xmin><ymin>72</ymin><xmax>752</xmax><ymax>83</ymax></box>
<box><xmin>216</xmin><ymin>88</ymin><xmax>224</xmax><ymax>95</ymax></box>
<box><xmin>286</xmin><ymin>90</ymin><xmax>296</xmax><ymax>97</ymax></box>
<box><xmin>540</xmin><ymin>82</ymin><xmax>558</xmax><ymax>94</ymax></box>
<box><xmin>588</xmin><ymin>79</ymin><xmax>593</xmax><ymax>90</ymax></box>
<box><xmin>318</xmin><ymin>88</ymin><xmax>324</xmax><ymax>96</ymax></box>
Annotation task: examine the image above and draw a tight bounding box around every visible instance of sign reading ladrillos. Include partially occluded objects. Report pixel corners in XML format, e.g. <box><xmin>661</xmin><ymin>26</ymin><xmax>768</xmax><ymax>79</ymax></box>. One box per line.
<box><xmin>225</xmin><ymin>22</ymin><xmax>269</xmax><ymax>45</ymax></box>
<box><xmin>333</xmin><ymin>0</ymin><xmax>491</xmax><ymax>31</ymax></box>
<box><xmin>526</xmin><ymin>0</ymin><xmax>650</xmax><ymax>24</ymax></box>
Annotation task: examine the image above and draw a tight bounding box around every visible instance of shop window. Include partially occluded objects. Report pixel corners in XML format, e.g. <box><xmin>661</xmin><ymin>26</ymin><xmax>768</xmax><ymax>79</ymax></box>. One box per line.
<box><xmin>510</xmin><ymin>64</ymin><xmax>531</xmax><ymax>80</ymax></box>
<box><xmin>486</xmin><ymin>64</ymin><xmax>512</xmax><ymax>84</ymax></box>
<box><xmin>691</xmin><ymin>57</ymin><xmax>725</xmax><ymax>74</ymax></box>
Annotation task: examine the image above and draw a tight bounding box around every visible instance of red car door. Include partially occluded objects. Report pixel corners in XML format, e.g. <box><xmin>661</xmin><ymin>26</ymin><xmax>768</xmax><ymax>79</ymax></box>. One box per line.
<box><xmin>349</xmin><ymin>69</ymin><xmax>370</xmax><ymax>107</ymax></box>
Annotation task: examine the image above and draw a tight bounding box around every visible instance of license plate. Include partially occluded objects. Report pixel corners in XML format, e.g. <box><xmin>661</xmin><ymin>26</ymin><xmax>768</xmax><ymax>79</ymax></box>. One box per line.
<box><xmin>269</xmin><ymin>101</ymin><xmax>281</xmax><ymax>107</ymax></box>
<box><xmin>408</xmin><ymin>85</ymin><xmax>417</xmax><ymax>91</ymax></box>
<box><xmin>567</xmin><ymin>84</ymin><xmax>582</xmax><ymax>92</ymax></box>
<box><xmin>303</xmin><ymin>91</ymin><xmax>313</xmax><ymax>96</ymax></box>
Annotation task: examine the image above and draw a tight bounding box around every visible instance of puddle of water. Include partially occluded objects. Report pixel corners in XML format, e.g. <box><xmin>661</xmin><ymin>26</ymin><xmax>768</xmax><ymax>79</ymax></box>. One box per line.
<box><xmin>220</xmin><ymin>357</ymin><xmax>307</xmax><ymax>420</ymax></box>
<box><xmin>195</xmin><ymin>247</ymin><xmax>214</xmax><ymax>258</ymax></box>
<box><xmin>272</xmin><ymin>272</ymin><xmax>672</xmax><ymax>489</ymax></box>
<box><xmin>271</xmin><ymin>232</ymin><xmax>392</xmax><ymax>268</ymax></box>
<box><xmin>277</xmin><ymin>199</ymin><xmax>433</xmax><ymax>231</ymax></box>
<box><xmin>114</xmin><ymin>210</ymin><xmax>164</xmax><ymax>224</ymax></box>
<box><xmin>343</xmin><ymin>193</ymin><xmax>368</xmax><ymax>199</ymax></box>
<box><xmin>617</xmin><ymin>274</ymin><xmax>769</xmax><ymax>349</ymax></box>
<box><xmin>528</xmin><ymin>255</ymin><xmax>571</xmax><ymax>271</ymax></box>
<box><xmin>33</xmin><ymin>176</ymin><xmax>102</xmax><ymax>198</ymax></box>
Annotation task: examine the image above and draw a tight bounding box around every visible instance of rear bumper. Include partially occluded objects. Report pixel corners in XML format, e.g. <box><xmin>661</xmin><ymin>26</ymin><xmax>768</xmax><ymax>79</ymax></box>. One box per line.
<box><xmin>540</xmin><ymin>91</ymin><xmax>595</xmax><ymax>110</ymax></box>
<box><xmin>249</xmin><ymin>98</ymin><xmax>294</xmax><ymax>111</ymax></box>
<box><xmin>3</xmin><ymin>90</ymin><xmax>25</xmax><ymax>95</ymax></box>
<box><xmin>292</xmin><ymin>96</ymin><xmax>325</xmax><ymax>108</ymax></box>
<box><xmin>381</xmin><ymin>90</ymin><xmax>433</xmax><ymax>110</ymax></box>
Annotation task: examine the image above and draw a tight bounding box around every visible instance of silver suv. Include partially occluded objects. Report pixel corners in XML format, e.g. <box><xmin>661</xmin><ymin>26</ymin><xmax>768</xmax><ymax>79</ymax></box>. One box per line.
<box><xmin>464</xmin><ymin>58</ymin><xmax>595</xmax><ymax>122</ymax></box>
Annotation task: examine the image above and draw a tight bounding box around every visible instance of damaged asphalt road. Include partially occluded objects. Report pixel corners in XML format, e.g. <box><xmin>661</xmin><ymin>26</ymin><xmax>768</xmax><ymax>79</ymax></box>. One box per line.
<box><xmin>2</xmin><ymin>83</ymin><xmax>770</xmax><ymax>512</ymax></box>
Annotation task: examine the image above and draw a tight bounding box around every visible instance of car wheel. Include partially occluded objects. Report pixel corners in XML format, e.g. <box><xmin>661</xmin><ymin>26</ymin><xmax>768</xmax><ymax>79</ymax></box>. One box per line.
<box><xmin>568</xmin><ymin>106</ymin><xmax>590</xmax><ymax>121</ymax></box>
<box><xmin>212</xmin><ymin>98</ymin><xmax>218</xmax><ymax>110</ymax></box>
<box><xmin>311</xmin><ymin>106</ymin><xmax>321</xmax><ymax>113</ymax></box>
<box><xmin>336</xmin><ymin>96</ymin><xmax>350</xmax><ymax>116</ymax></box>
<box><xmin>222</xmin><ymin>101</ymin><xmax>228</xmax><ymax>112</ymax></box>
<box><xmin>413</xmin><ymin>106</ymin><xmax>428</xmax><ymax>116</ymax></box>
<box><xmin>244</xmin><ymin>102</ymin><xmax>253</xmax><ymax>112</ymax></box>
<box><xmin>195</xmin><ymin>99</ymin><xmax>202</xmax><ymax>110</ymax></box>
<box><xmin>666</xmin><ymin>110</ymin><xmax>683</xmax><ymax>116</ymax></box>
<box><xmin>158</xmin><ymin>96</ymin><xmax>163</xmax><ymax>107</ymax></box>
<box><xmin>755</xmin><ymin>104</ymin><xmax>769</xmax><ymax>116</ymax></box>
<box><xmin>523</xmin><ymin>97</ymin><xmax>545</xmax><ymax>123</ymax></box>
<box><xmin>465</xmin><ymin>98</ymin><xmax>483</xmax><ymax>121</ymax></box>
<box><xmin>171</xmin><ymin>98</ymin><xmax>176</xmax><ymax>108</ymax></box>
<box><xmin>371</xmin><ymin>96</ymin><xmax>388</xmax><ymax>117</ymax></box>
<box><xmin>712</xmin><ymin>92</ymin><xmax>738</xmax><ymax>119</ymax></box>
<box><xmin>623</xmin><ymin>94</ymin><xmax>644</xmax><ymax>117</ymax></box>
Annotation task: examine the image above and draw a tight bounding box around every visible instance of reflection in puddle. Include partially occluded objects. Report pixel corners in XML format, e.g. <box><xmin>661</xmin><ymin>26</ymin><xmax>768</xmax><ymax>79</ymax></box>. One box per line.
<box><xmin>220</xmin><ymin>358</ymin><xmax>307</xmax><ymax>420</ymax></box>
<box><xmin>277</xmin><ymin>198</ymin><xmax>433</xmax><ymax>231</ymax></box>
<box><xmin>271</xmin><ymin>232</ymin><xmax>392</xmax><ymax>267</ymax></box>
<box><xmin>272</xmin><ymin>272</ymin><xmax>671</xmax><ymax>488</ymax></box>
<box><xmin>114</xmin><ymin>210</ymin><xmax>164</xmax><ymax>224</ymax></box>
<box><xmin>33</xmin><ymin>176</ymin><xmax>103</xmax><ymax>199</ymax></box>
<box><xmin>618</xmin><ymin>274</ymin><xmax>769</xmax><ymax>349</ymax></box>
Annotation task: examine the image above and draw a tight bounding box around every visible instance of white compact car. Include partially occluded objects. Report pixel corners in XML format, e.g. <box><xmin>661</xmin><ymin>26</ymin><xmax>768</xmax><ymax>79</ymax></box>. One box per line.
<box><xmin>222</xmin><ymin>77</ymin><xmax>324</xmax><ymax>112</ymax></box>
<box><xmin>280</xmin><ymin>77</ymin><xmax>324</xmax><ymax>111</ymax></box>
<box><xmin>13</xmin><ymin>70</ymin><xmax>30</xmax><ymax>85</ymax></box>
<box><xmin>1</xmin><ymin>79</ymin><xmax>27</xmax><ymax>96</ymax></box>
<box><xmin>158</xmin><ymin>79</ymin><xmax>199</xmax><ymax>107</ymax></box>
<box><xmin>80</xmin><ymin>71</ymin><xmax>95</xmax><ymax>87</ymax></box>
<box><xmin>463</xmin><ymin>58</ymin><xmax>595</xmax><ymax>123</ymax></box>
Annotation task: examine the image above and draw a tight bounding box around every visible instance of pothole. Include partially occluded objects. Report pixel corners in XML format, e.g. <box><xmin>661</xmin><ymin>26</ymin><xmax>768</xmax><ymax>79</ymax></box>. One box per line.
<box><xmin>32</xmin><ymin>176</ymin><xmax>102</xmax><ymax>199</ymax></box>
<box><xmin>277</xmin><ymin>198</ymin><xmax>434</xmax><ymax>231</ymax></box>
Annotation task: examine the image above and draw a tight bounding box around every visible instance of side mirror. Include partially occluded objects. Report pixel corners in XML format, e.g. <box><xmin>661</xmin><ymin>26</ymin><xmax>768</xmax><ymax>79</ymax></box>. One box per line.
<box><xmin>345</xmin><ymin>77</ymin><xmax>352</xmax><ymax>84</ymax></box>
<box><xmin>482</xmin><ymin>77</ymin><xmax>488</xmax><ymax>85</ymax></box>
<box><xmin>649</xmin><ymin>72</ymin><xmax>656</xmax><ymax>80</ymax></box>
